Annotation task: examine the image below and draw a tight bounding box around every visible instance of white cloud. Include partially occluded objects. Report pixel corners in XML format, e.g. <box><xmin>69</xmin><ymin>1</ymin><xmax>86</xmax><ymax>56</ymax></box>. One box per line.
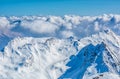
<box><xmin>1</xmin><ymin>14</ymin><xmax>120</xmax><ymax>38</ymax></box>
<box><xmin>94</xmin><ymin>22</ymin><xmax>100</xmax><ymax>31</ymax></box>
<box><xmin>0</xmin><ymin>17</ymin><xmax>10</xmax><ymax>30</ymax></box>
<box><xmin>113</xmin><ymin>14</ymin><xmax>120</xmax><ymax>23</ymax></box>
<box><xmin>21</xmin><ymin>20</ymin><xmax>58</xmax><ymax>33</ymax></box>
<box><xmin>61</xmin><ymin>30</ymin><xmax>74</xmax><ymax>38</ymax></box>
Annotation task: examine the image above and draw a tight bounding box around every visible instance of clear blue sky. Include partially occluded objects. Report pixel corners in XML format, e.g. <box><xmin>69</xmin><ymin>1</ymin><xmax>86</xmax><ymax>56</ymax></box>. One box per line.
<box><xmin>0</xmin><ymin>0</ymin><xmax>120</xmax><ymax>16</ymax></box>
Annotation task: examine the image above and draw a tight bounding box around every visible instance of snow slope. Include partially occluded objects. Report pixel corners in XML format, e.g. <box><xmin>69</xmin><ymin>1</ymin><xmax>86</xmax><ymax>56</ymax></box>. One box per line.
<box><xmin>0</xmin><ymin>30</ymin><xmax>120</xmax><ymax>79</ymax></box>
<box><xmin>0</xmin><ymin>37</ymin><xmax>77</xmax><ymax>79</ymax></box>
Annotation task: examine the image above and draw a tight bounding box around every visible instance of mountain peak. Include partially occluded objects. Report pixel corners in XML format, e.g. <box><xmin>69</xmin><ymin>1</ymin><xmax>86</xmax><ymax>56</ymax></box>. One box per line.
<box><xmin>59</xmin><ymin>41</ymin><xmax>120</xmax><ymax>79</ymax></box>
<box><xmin>0</xmin><ymin>30</ymin><xmax>120</xmax><ymax>79</ymax></box>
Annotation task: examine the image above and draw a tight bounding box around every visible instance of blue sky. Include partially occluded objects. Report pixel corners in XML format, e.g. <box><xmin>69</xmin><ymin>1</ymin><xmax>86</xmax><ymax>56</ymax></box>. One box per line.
<box><xmin>0</xmin><ymin>0</ymin><xmax>120</xmax><ymax>16</ymax></box>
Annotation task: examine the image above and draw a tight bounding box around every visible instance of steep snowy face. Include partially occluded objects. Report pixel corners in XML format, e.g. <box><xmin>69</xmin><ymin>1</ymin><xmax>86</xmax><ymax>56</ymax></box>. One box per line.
<box><xmin>59</xmin><ymin>42</ymin><xmax>120</xmax><ymax>79</ymax></box>
<box><xmin>0</xmin><ymin>30</ymin><xmax>120</xmax><ymax>79</ymax></box>
<box><xmin>59</xmin><ymin>30</ymin><xmax>120</xmax><ymax>79</ymax></box>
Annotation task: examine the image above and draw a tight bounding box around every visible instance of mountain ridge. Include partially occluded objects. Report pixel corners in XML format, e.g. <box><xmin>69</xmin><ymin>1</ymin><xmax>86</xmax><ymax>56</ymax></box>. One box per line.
<box><xmin>0</xmin><ymin>30</ymin><xmax>120</xmax><ymax>79</ymax></box>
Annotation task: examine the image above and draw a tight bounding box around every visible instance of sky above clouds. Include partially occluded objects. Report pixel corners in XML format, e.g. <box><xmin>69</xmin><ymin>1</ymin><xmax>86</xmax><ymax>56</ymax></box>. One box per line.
<box><xmin>0</xmin><ymin>0</ymin><xmax>120</xmax><ymax>16</ymax></box>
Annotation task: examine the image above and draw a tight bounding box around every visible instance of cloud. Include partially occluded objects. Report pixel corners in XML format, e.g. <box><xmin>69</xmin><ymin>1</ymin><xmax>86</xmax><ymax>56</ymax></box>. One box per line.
<box><xmin>61</xmin><ymin>30</ymin><xmax>74</xmax><ymax>38</ymax></box>
<box><xmin>21</xmin><ymin>20</ymin><xmax>58</xmax><ymax>34</ymax></box>
<box><xmin>1</xmin><ymin>14</ymin><xmax>120</xmax><ymax>39</ymax></box>
<box><xmin>0</xmin><ymin>17</ymin><xmax>10</xmax><ymax>30</ymax></box>
<box><xmin>94</xmin><ymin>21</ymin><xmax>100</xmax><ymax>31</ymax></box>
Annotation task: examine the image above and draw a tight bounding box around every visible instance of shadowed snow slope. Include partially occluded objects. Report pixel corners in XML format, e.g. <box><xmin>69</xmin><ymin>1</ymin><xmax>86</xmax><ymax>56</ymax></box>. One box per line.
<box><xmin>59</xmin><ymin>42</ymin><xmax>120</xmax><ymax>79</ymax></box>
<box><xmin>0</xmin><ymin>30</ymin><xmax>120</xmax><ymax>79</ymax></box>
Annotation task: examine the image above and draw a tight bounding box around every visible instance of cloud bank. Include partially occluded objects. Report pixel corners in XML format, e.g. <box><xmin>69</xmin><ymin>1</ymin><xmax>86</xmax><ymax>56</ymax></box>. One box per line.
<box><xmin>21</xmin><ymin>20</ymin><xmax>58</xmax><ymax>33</ymax></box>
<box><xmin>0</xmin><ymin>14</ymin><xmax>120</xmax><ymax>38</ymax></box>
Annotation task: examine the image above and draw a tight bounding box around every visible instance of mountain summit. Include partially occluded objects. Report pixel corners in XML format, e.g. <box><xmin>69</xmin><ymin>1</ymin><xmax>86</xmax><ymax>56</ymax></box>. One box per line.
<box><xmin>0</xmin><ymin>30</ymin><xmax>120</xmax><ymax>79</ymax></box>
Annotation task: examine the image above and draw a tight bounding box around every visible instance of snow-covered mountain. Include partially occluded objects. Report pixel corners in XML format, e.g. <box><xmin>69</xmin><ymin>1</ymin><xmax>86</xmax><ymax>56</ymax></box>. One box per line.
<box><xmin>1</xmin><ymin>14</ymin><xmax>120</xmax><ymax>79</ymax></box>
<box><xmin>0</xmin><ymin>29</ymin><xmax>120</xmax><ymax>79</ymax></box>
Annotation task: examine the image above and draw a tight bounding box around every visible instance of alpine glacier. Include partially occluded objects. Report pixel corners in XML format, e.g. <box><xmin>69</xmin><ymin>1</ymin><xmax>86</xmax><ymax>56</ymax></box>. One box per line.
<box><xmin>0</xmin><ymin>15</ymin><xmax>120</xmax><ymax>79</ymax></box>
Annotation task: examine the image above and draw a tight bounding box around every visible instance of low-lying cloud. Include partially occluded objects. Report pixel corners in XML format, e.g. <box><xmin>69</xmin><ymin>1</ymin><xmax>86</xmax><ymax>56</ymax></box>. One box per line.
<box><xmin>21</xmin><ymin>20</ymin><xmax>58</xmax><ymax>34</ymax></box>
<box><xmin>0</xmin><ymin>14</ymin><xmax>120</xmax><ymax>38</ymax></box>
